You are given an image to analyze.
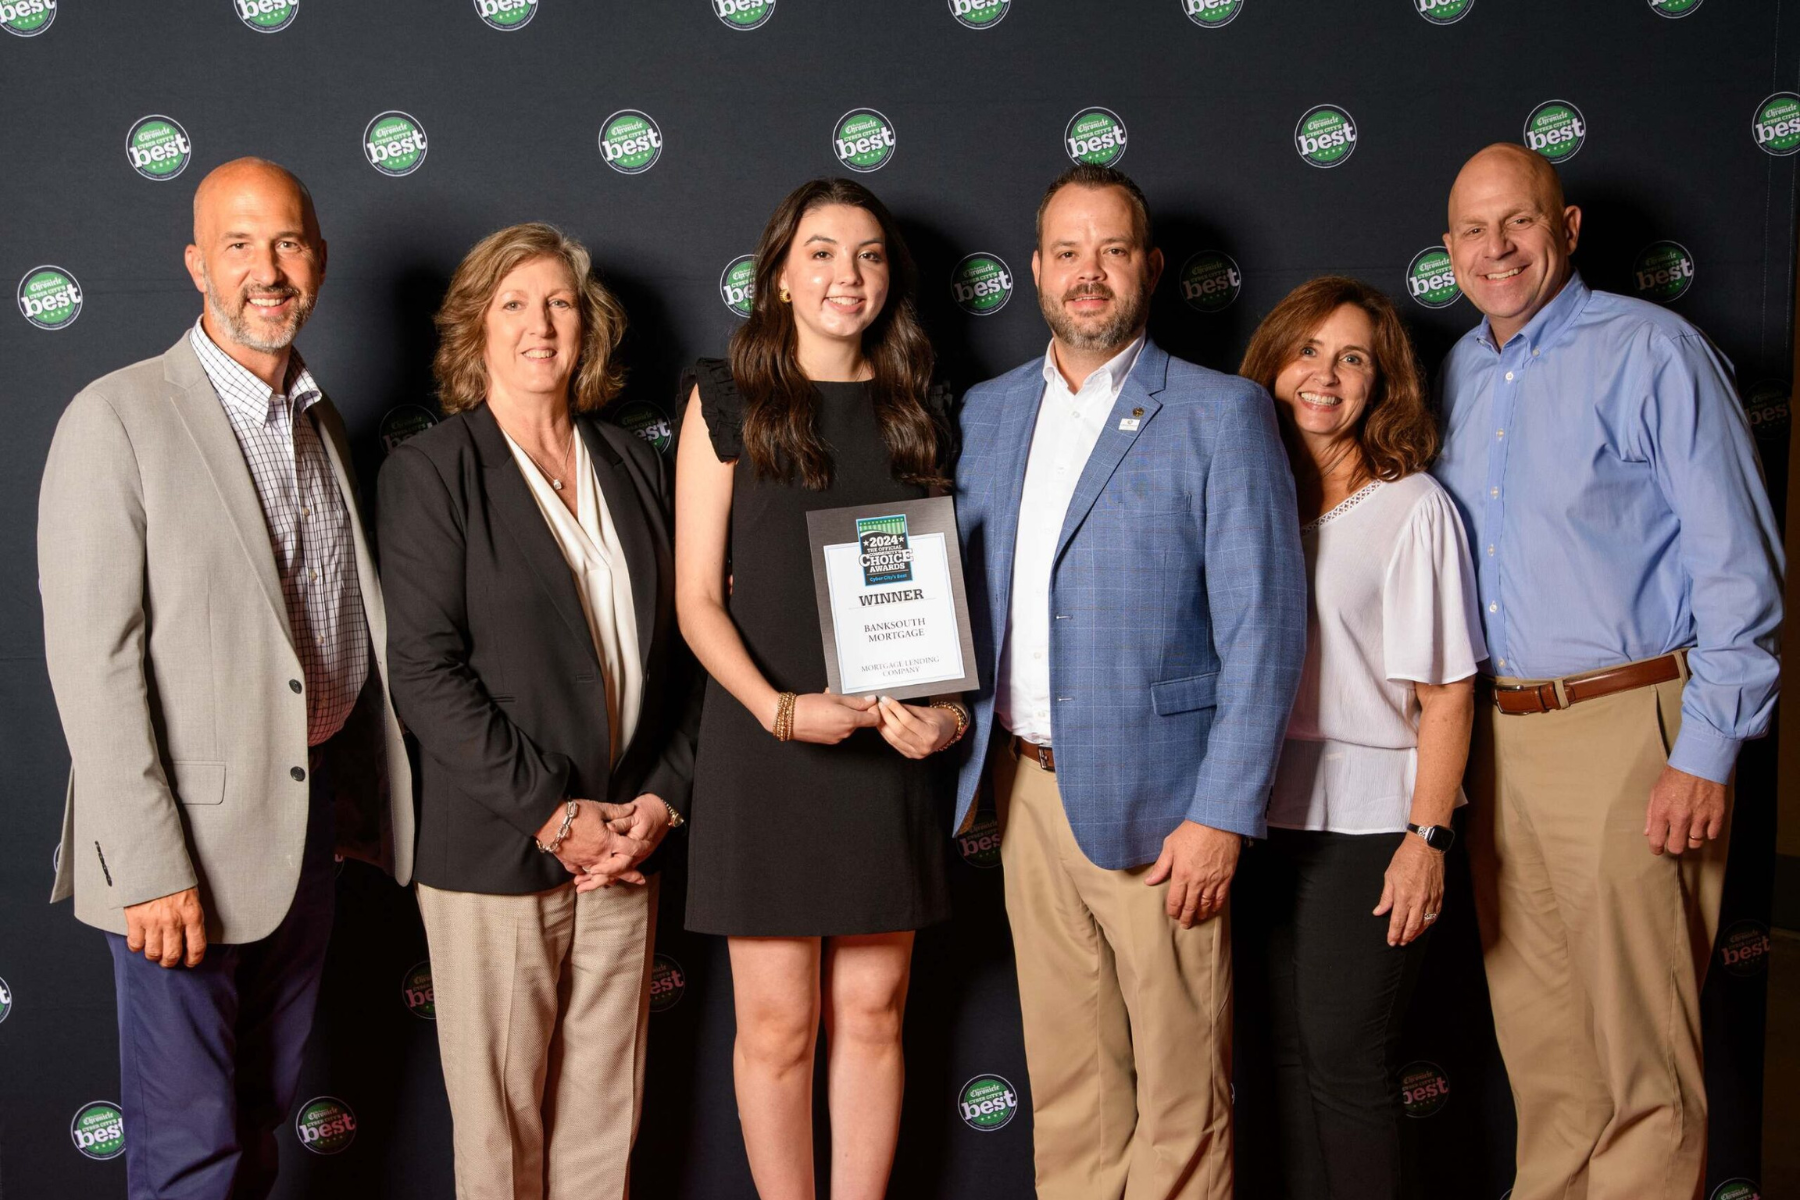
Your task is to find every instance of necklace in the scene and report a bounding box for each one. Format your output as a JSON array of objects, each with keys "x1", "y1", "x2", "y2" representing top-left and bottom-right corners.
[{"x1": 516, "y1": 427, "x2": 576, "y2": 491}]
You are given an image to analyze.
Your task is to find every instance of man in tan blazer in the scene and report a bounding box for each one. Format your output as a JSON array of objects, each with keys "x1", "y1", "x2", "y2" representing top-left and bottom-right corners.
[{"x1": 38, "y1": 157, "x2": 413, "y2": 1200}]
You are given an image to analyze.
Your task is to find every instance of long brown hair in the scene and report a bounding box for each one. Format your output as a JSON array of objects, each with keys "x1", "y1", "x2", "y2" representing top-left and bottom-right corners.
[
  {"x1": 1239, "y1": 275, "x2": 1437, "y2": 483},
  {"x1": 730, "y1": 178, "x2": 944, "y2": 490},
  {"x1": 434, "y1": 222, "x2": 627, "y2": 414}
]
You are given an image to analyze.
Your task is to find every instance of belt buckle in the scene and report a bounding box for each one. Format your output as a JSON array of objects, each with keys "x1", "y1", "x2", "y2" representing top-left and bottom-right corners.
[
  {"x1": 1491, "y1": 680, "x2": 1553, "y2": 715},
  {"x1": 1032, "y1": 742, "x2": 1052, "y2": 771}
]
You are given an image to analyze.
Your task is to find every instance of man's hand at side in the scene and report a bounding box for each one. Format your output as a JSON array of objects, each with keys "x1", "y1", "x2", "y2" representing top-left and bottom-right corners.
[
  {"x1": 1143, "y1": 820, "x2": 1241, "y2": 929},
  {"x1": 1644, "y1": 764, "x2": 1728, "y2": 856},
  {"x1": 124, "y1": 887, "x2": 207, "y2": 968}
]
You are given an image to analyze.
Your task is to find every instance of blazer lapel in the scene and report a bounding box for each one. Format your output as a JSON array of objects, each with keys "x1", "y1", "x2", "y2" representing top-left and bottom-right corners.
[
  {"x1": 468, "y1": 405, "x2": 599, "y2": 669},
  {"x1": 312, "y1": 398, "x2": 384, "y2": 660},
  {"x1": 578, "y1": 419, "x2": 658, "y2": 675},
  {"x1": 161, "y1": 336, "x2": 294, "y2": 648},
  {"x1": 986, "y1": 368, "x2": 1051, "y2": 637},
  {"x1": 1051, "y1": 340, "x2": 1170, "y2": 568}
]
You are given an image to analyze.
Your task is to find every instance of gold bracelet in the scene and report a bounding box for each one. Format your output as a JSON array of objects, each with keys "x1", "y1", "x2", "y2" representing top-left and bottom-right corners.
[
  {"x1": 931, "y1": 701, "x2": 971, "y2": 749},
  {"x1": 773, "y1": 691, "x2": 798, "y2": 742}
]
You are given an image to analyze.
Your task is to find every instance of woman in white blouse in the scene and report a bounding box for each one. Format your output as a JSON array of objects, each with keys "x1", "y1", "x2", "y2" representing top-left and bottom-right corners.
[{"x1": 1234, "y1": 276, "x2": 1486, "y2": 1200}]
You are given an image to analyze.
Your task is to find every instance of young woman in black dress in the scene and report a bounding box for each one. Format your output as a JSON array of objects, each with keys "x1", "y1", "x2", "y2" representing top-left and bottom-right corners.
[{"x1": 674, "y1": 179, "x2": 966, "y2": 1200}]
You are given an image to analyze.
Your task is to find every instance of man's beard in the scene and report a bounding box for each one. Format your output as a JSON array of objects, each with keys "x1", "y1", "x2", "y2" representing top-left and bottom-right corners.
[
  {"x1": 201, "y1": 263, "x2": 315, "y2": 354},
  {"x1": 1040, "y1": 279, "x2": 1150, "y2": 354}
]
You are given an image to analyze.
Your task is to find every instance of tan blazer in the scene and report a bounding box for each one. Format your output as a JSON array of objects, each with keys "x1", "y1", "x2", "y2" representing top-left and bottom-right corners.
[{"x1": 39, "y1": 333, "x2": 414, "y2": 943}]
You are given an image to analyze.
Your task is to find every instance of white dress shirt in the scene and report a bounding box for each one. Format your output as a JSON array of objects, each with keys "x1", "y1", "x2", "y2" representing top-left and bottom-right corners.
[
  {"x1": 502, "y1": 428, "x2": 643, "y2": 763},
  {"x1": 996, "y1": 334, "x2": 1146, "y2": 744},
  {"x1": 189, "y1": 319, "x2": 368, "y2": 746}
]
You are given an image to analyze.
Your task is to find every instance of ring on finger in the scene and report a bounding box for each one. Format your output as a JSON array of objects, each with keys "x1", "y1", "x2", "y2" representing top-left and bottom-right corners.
[{"x1": 1422, "y1": 912, "x2": 1439, "y2": 923}]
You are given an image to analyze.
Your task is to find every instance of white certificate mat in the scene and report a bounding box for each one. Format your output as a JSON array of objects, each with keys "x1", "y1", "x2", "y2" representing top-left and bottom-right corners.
[{"x1": 822, "y1": 532, "x2": 966, "y2": 695}]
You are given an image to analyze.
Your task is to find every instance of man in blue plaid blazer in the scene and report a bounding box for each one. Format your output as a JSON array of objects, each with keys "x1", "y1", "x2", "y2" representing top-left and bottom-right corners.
[{"x1": 950, "y1": 165, "x2": 1306, "y2": 1200}]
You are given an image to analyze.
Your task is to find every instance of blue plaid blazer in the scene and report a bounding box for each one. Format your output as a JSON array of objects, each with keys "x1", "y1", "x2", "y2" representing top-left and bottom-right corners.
[{"x1": 950, "y1": 339, "x2": 1307, "y2": 869}]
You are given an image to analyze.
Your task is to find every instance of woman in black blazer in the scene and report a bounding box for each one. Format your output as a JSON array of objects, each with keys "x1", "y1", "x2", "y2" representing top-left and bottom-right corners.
[{"x1": 377, "y1": 222, "x2": 696, "y2": 1200}]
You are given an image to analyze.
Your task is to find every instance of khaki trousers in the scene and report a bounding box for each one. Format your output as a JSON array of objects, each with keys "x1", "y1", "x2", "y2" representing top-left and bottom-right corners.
[
  {"x1": 993, "y1": 746, "x2": 1232, "y2": 1200},
  {"x1": 1468, "y1": 672, "x2": 1728, "y2": 1200},
  {"x1": 417, "y1": 877, "x2": 657, "y2": 1200}
]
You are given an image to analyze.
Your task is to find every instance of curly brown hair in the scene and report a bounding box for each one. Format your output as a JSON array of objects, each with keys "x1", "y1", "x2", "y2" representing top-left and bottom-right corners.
[
  {"x1": 433, "y1": 222, "x2": 627, "y2": 414},
  {"x1": 1239, "y1": 275, "x2": 1437, "y2": 482},
  {"x1": 730, "y1": 178, "x2": 944, "y2": 491}
]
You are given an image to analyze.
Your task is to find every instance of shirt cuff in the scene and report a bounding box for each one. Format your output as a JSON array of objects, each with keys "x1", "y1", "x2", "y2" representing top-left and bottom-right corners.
[{"x1": 1668, "y1": 720, "x2": 1741, "y2": 785}]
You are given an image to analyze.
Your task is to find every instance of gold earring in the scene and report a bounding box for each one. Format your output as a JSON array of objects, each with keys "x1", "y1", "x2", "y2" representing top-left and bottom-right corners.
[{"x1": 778, "y1": 287, "x2": 791, "y2": 303}]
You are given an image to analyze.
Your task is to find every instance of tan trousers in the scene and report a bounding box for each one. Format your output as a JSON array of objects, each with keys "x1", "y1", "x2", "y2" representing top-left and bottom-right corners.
[
  {"x1": 1468, "y1": 672, "x2": 1729, "y2": 1200},
  {"x1": 416, "y1": 877, "x2": 658, "y2": 1200},
  {"x1": 993, "y1": 746, "x2": 1232, "y2": 1200}
]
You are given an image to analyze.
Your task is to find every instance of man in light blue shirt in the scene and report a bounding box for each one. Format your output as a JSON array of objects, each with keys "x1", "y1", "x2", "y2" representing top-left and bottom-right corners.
[{"x1": 1434, "y1": 143, "x2": 1782, "y2": 1200}]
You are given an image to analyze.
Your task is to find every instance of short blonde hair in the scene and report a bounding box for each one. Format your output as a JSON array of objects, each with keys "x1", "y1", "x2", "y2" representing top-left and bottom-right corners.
[{"x1": 432, "y1": 222, "x2": 627, "y2": 414}]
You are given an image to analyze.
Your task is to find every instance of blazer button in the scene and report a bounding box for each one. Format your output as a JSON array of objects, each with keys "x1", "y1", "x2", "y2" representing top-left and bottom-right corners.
[
  {"x1": 289, "y1": 679, "x2": 303, "y2": 693},
  {"x1": 291, "y1": 766, "x2": 307, "y2": 782}
]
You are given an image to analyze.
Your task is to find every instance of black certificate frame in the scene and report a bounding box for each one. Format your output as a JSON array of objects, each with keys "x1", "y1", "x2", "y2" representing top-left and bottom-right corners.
[{"x1": 804, "y1": 494, "x2": 980, "y2": 702}]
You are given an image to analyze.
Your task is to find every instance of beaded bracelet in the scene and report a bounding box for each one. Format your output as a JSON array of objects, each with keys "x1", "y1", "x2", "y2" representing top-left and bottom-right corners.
[
  {"x1": 931, "y1": 701, "x2": 971, "y2": 748},
  {"x1": 773, "y1": 691, "x2": 798, "y2": 742}
]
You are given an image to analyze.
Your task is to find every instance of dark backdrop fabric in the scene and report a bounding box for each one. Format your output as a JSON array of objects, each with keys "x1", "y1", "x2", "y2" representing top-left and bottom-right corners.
[{"x1": 1, "y1": 2, "x2": 1793, "y2": 1198}]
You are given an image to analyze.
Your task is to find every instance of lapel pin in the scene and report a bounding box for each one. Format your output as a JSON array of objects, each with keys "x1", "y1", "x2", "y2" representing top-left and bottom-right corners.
[
  {"x1": 1118, "y1": 417, "x2": 1140, "y2": 431},
  {"x1": 1133, "y1": 407, "x2": 1144, "y2": 416}
]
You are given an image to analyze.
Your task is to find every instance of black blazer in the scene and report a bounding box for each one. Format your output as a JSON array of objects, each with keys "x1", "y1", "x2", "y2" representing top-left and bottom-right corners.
[{"x1": 377, "y1": 403, "x2": 698, "y2": 894}]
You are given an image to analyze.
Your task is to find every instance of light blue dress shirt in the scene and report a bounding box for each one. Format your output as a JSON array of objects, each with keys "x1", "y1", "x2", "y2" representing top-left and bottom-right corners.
[{"x1": 1433, "y1": 273, "x2": 1783, "y2": 784}]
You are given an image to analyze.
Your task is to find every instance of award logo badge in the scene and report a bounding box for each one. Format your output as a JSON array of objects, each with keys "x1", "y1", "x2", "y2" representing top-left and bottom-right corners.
[{"x1": 857, "y1": 515, "x2": 915, "y2": 587}]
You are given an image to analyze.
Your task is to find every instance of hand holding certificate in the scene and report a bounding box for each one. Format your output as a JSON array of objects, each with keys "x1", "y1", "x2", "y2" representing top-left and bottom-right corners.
[{"x1": 805, "y1": 495, "x2": 979, "y2": 702}]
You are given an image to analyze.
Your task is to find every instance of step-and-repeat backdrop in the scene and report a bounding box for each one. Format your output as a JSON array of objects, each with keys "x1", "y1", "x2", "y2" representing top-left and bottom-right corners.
[{"x1": 1, "y1": 2, "x2": 1793, "y2": 1197}]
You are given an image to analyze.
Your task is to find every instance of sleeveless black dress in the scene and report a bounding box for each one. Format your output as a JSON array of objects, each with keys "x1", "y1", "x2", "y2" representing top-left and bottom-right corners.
[{"x1": 682, "y1": 359, "x2": 954, "y2": 937}]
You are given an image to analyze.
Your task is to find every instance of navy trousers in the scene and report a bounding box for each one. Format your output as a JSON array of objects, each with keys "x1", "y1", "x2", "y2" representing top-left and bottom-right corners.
[{"x1": 105, "y1": 762, "x2": 336, "y2": 1200}]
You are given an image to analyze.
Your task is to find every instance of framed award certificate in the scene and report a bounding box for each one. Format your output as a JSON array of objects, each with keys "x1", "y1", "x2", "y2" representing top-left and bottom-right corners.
[{"x1": 804, "y1": 495, "x2": 979, "y2": 702}]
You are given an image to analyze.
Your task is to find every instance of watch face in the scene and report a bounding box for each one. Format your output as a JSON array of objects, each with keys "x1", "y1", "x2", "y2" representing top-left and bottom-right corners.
[{"x1": 1424, "y1": 825, "x2": 1455, "y2": 851}]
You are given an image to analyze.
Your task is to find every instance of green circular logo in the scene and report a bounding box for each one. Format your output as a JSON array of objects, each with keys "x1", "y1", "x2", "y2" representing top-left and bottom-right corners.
[
  {"x1": 613, "y1": 400, "x2": 674, "y2": 456},
  {"x1": 400, "y1": 960, "x2": 434, "y2": 1019},
  {"x1": 715, "y1": 0, "x2": 775, "y2": 28},
  {"x1": 833, "y1": 108, "x2": 897, "y2": 173},
  {"x1": 951, "y1": 253, "x2": 1013, "y2": 316},
  {"x1": 650, "y1": 954, "x2": 686, "y2": 1012},
  {"x1": 950, "y1": 0, "x2": 1009, "y2": 27},
  {"x1": 236, "y1": 0, "x2": 298, "y2": 32},
  {"x1": 1742, "y1": 379, "x2": 1790, "y2": 445},
  {"x1": 474, "y1": 0, "x2": 536, "y2": 29},
  {"x1": 1180, "y1": 251, "x2": 1242, "y2": 313},
  {"x1": 1065, "y1": 107, "x2": 1128, "y2": 167},
  {"x1": 720, "y1": 254, "x2": 756, "y2": 317},
  {"x1": 1719, "y1": 919, "x2": 1771, "y2": 978},
  {"x1": 1294, "y1": 104, "x2": 1357, "y2": 168},
  {"x1": 379, "y1": 405, "x2": 438, "y2": 455},
  {"x1": 1524, "y1": 99, "x2": 1586, "y2": 162},
  {"x1": 1753, "y1": 92, "x2": 1800, "y2": 157},
  {"x1": 1710, "y1": 1182, "x2": 1761, "y2": 1200},
  {"x1": 17, "y1": 266, "x2": 83, "y2": 331},
  {"x1": 1400, "y1": 1061, "x2": 1450, "y2": 1118},
  {"x1": 1649, "y1": 0, "x2": 1703, "y2": 16},
  {"x1": 295, "y1": 1096, "x2": 357, "y2": 1155},
  {"x1": 1406, "y1": 246, "x2": 1461, "y2": 309},
  {"x1": 126, "y1": 115, "x2": 193, "y2": 181},
  {"x1": 956, "y1": 815, "x2": 1001, "y2": 868},
  {"x1": 71, "y1": 1101, "x2": 126, "y2": 1160},
  {"x1": 1633, "y1": 240, "x2": 1694, "y2": 304},
  {"x1": 599, "y1": 109, "x2": 663, "y2": 174},
  {"x1": 1416, "y1": 0, "x2": 1472, "y2": 23},
  {"x1": 1182, "y1": 0, "x2": 1243, "y2": 27},
  {"x1": 957, "y1": 1074, "x2": 1019, "y2": 1131},
  {"x1": 363, "y1": 111, "x2": 428, "y2": 177},
  {"x1": 1, "y1": 0, "x2": 56, "y2": 36},
  {"x1": 0, "y1": 975, "x2": 12, "y2": 1025}
]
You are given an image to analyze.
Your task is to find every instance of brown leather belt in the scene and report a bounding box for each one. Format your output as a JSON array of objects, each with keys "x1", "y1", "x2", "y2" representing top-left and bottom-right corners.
[
  {"x1": 1483, "y1": 650, "x2": 1687, "y2": 716},
  {"x1": 1013, "y1": 736, "x2": 1056, "y2": 772}
]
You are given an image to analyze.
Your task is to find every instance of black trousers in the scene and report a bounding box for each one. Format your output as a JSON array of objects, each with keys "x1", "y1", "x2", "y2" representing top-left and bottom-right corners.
[{"x1": 1234, "y1": 828, "x2": 1429, "y2": 1200}]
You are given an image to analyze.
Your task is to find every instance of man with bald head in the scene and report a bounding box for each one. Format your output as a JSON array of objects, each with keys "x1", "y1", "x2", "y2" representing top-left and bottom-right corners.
[
  {"x1": 39, "y1": 158, "x2": 413, "y2": 1198},
  {"x1": 1432, "y1": 143, "x2": 1781, "y2": 1198}
]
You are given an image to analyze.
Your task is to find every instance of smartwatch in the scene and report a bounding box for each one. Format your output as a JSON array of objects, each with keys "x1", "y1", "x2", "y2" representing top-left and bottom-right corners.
[{"x1": 1406, "y1": 822, "x2": 1455, "y2": 852}]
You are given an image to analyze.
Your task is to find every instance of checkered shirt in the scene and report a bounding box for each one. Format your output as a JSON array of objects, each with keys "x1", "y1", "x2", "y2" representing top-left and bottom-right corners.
[{"x1": 190, "y1": 319, "x2": 369, "y2": 745}]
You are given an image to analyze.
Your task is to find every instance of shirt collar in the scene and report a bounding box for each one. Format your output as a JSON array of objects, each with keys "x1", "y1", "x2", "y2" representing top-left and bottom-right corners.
[
  {"x1": 1042, "y1": 331, "x2": 1147, "y2": 397},
  {"x1": 1473, "y1": 271, "x2": 1590, "y2": 356},
  {"x1": 189, "y1": 317, "x2": 322, "y2": 426}
]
